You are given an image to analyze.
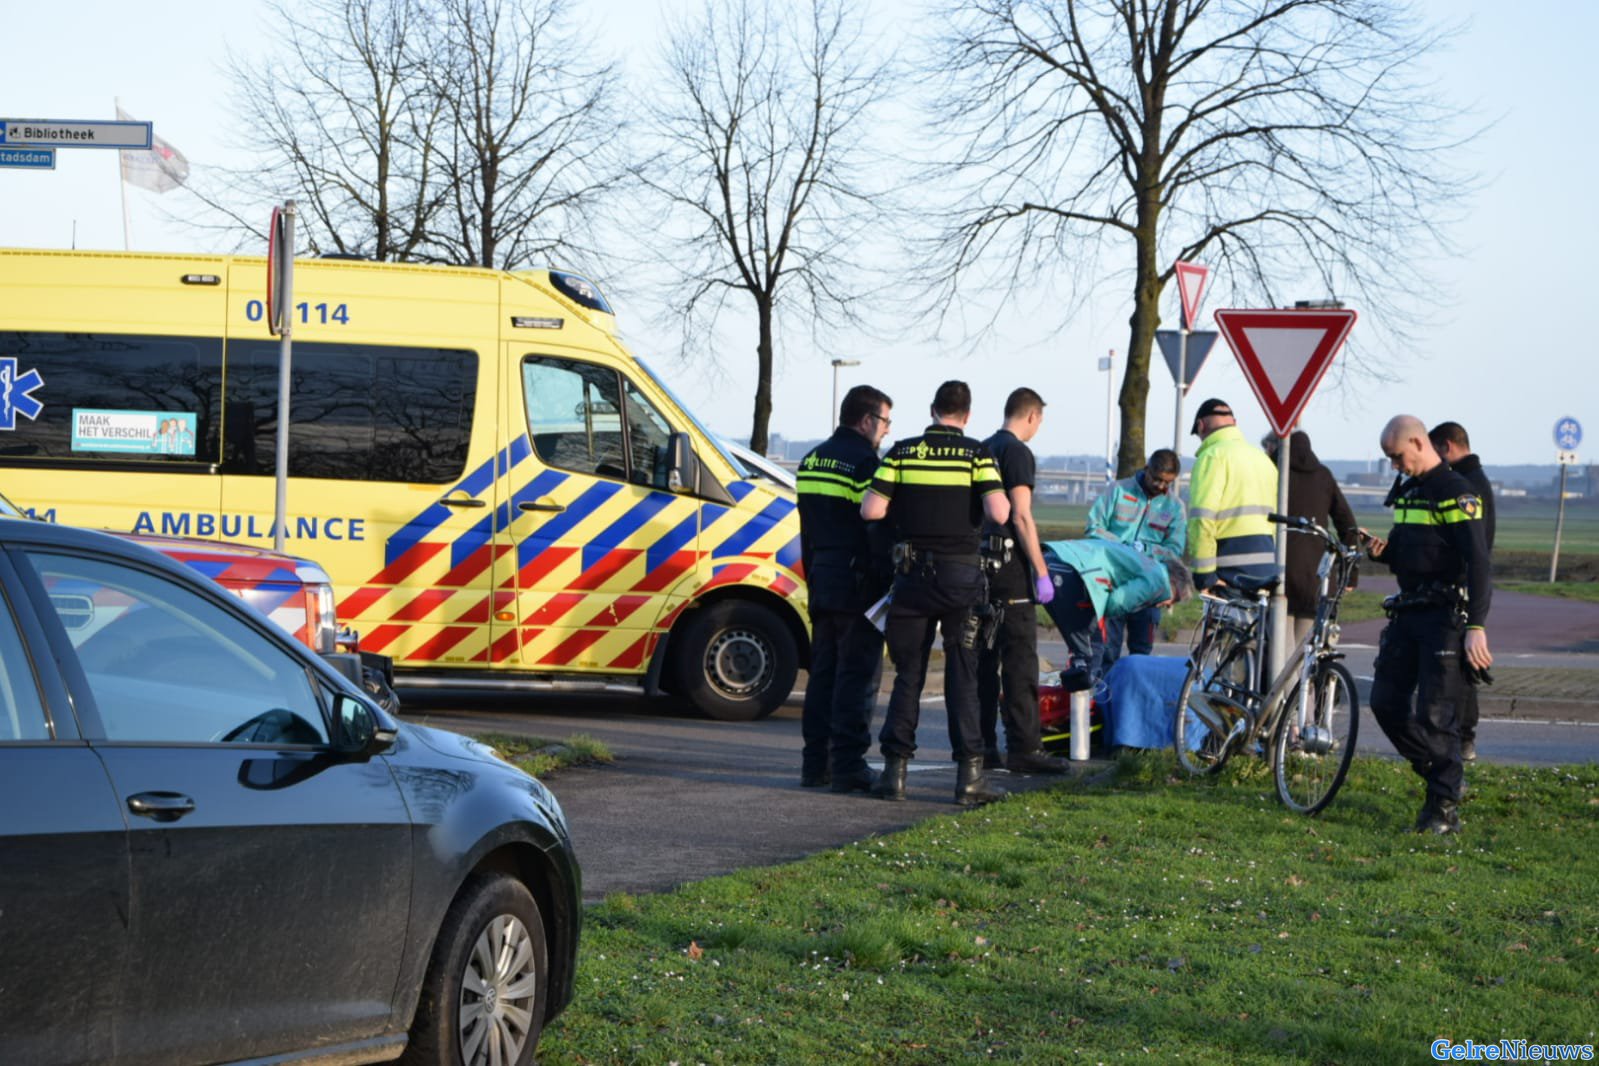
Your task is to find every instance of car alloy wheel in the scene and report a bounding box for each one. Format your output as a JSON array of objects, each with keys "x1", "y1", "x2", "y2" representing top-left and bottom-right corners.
[{"x1": 458, "y1": 913, "x2": 539, "y2": 1066}]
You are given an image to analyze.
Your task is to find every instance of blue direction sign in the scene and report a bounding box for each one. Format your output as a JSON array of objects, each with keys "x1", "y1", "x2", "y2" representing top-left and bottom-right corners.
[
  {"x1": 1554, "y1": 417, "x2": 1583, "y2": 451},
  {"x1": 0, "y1": 147, "x2": 55, "y2": 170},
  {"x1": 0, "y1": 118, "x2": 151, "y2": 150},
  {"x1": 1156, "y1": 329, "x2": 1218, "y2": 390}
]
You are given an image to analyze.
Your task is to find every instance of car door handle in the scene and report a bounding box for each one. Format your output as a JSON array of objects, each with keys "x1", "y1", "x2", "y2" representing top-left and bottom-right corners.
[
  {"x1": 439, "y1": 495, "x2": 487, "y2": 509},
  {"x1": 518, "y1": 499, "x2": 565, "y2": 514},
  {"x1": 127, "y1": 792, "x2": 197, "y2": 822}
]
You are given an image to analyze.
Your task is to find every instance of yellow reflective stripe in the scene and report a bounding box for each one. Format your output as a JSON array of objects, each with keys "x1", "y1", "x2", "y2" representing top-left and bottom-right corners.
[
  {"x1": 1394, "y1": 506, "x2": 1480, "y2": 525},
  {"x1": 797, "y1": 480, "x2": 864, "y2": 502},
  {"x1": 896, "y1": 458, "x2": 978, "y2": 470},
  {"x1": 797, "y1": 469, "x2": 870, "y2": 491},
  {"x1": 896, "y1": 469, "x2": 981, "y2": 487}
]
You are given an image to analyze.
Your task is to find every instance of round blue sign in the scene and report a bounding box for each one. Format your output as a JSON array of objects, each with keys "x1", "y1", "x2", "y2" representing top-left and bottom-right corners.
[{"x1": 1554, "y1": 417, "x2": 1583, "y2": 451}]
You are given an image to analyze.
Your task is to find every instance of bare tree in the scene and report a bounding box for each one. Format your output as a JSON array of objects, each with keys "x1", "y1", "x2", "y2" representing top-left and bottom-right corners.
[
  {"x1": 926, "y1": 0, "x2": 1471, "y2": 475},
  {"x1": 209, "y1": 0, "x2": 620, "y2": 267},
  {"x1": 644, "y1": 0, "x2": 895, "y2": 455},
  {"x1": 217, "y1": 0, "x2": 444, "y2": 258},
  {"x1": 422, "y1": 0, "x2": 625, "y2": 268}
]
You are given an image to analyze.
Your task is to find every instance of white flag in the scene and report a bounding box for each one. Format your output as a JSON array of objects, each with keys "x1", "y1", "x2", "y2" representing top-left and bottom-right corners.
[{"x1": 116, "y1": 105, "x2": 189, "y2": 194}]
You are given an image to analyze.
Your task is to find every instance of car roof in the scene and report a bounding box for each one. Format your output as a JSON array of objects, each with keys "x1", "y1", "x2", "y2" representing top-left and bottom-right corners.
[{"x1": 0, "y1": 515, "x2": 208, "y2": 582}]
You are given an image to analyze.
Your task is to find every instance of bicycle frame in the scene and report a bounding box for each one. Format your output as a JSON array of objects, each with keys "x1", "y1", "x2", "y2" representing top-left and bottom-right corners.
[{"x1": 1185, "y1": 516, "x2": 1361, "y2": 755}]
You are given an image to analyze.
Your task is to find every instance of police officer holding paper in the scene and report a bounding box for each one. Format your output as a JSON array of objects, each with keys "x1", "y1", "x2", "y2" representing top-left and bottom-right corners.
[
  {"x1": 861, "y1": 381, "x2": 1011, "y2": 806},
  {"x1": 1365, "y1": 415, "x2": 1492, "y2": 835},
  {"x1": 795, "y1": 384, "x2": 895, "y2": 793}
]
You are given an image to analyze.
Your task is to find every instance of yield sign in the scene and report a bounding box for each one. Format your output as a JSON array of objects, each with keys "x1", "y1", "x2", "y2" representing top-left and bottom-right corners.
[
  {"x1": 1212, "y1": 308, "x2": 1357, "y2": 437},
  {"x1": 1174, "y1": 260, "x2": 1209, "y2": 330}
]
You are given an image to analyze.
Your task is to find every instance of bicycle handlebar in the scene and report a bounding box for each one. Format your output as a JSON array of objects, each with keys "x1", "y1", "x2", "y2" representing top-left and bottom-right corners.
[{"x1": 1267, "y1": 513, "x2": 1361, "y2": 556}]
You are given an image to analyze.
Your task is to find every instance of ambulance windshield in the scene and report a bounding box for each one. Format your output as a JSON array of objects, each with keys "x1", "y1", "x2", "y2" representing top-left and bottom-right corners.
[{"x1": 633, "y1": 357, "x2": 752, "y2": 479}]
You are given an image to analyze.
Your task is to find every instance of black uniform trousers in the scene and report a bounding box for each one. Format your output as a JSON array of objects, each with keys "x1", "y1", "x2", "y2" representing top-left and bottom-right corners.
[
  {"x1": 1460, "y1": 685, "x2": 1480, "y2": 747},
  {"x1": 978, "y1": 561, "x2": 1041, "y2": 755},
  {"x1": 879, "y1": 559, "x2": 986, "y2": 760},
  {"x1": 1369, "y1": 605, "x2": 1467, "y2": 804},
  {"x1": 801, "y1": 610, "x2": 885, "y2": 777}
]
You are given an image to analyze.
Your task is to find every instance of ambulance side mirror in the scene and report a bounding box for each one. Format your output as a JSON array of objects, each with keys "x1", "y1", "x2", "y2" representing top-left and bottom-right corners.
[{"x1": 667, "y1": 432, "x2": 697, "y2": 494}]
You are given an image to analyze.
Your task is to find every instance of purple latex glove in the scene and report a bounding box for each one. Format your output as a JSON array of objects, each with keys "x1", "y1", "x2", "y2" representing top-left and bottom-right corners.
[{"x1": 1034, "y1": 574, "x2": 1055, "y2": 605}]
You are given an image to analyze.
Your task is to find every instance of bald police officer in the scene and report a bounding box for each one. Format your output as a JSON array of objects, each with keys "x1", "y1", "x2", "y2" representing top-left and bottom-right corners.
[
  {"x1": 862, "y1": 381, "x2": 1011, "y2": 806},
  {"x1": 1366, "y1": 415, "x2": 1492, "y2": 834}
]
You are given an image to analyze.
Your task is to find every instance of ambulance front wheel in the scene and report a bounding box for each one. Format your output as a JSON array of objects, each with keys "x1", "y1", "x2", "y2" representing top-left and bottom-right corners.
[{"x1": 676, "y1": 600, "x2": 798, "y2": 721}]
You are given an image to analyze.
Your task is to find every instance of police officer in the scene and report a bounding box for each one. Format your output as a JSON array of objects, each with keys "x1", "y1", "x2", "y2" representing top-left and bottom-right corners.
[
  {"x1": 978, "y1": 387, "x2": 1069, "y2": 775},
  {"x1": 1428, "y1": 420, "x2": 1497, "y2": 764},
  {"x1": 796, "y1": 384, "x2": 894, "y2": 793},
  {"x1": 1365, "y1": 415, "x2": 1492, "y2": 835},
  {"x1": 861, "y1": 381, "x2": 1011, "y2": 806}
]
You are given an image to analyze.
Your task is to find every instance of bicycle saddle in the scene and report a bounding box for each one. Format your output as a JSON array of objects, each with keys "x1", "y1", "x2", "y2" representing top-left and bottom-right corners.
[{"x1": 1227, "y1": 570, "x2": 1281, "y2": 595}]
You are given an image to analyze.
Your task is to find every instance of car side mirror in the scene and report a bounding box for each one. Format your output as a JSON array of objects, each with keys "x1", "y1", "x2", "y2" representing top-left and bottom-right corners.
[
  {"x1": 667, "y1": 432, "x2": 697, "y2": 494},
  {"x1": 332, "y1": 693, "x2": 397, "y2": 758}
]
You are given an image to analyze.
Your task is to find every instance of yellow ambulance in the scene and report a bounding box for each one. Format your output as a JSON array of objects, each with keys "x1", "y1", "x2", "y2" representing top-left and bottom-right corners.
[{"x1": 0, "y1": 249, "x2": 807, "y2": 719}]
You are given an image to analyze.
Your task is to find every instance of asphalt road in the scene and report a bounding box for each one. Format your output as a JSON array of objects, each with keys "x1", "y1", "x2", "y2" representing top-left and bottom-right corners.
[{"x1": 403, "y1": 687, "x2": 1096, "y2": 904}]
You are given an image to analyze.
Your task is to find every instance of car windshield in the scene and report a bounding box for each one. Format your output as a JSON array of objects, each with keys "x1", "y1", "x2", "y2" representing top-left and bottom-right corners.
[{"x1": 0, "y1": 490, "x2": 26, "y2": 519}]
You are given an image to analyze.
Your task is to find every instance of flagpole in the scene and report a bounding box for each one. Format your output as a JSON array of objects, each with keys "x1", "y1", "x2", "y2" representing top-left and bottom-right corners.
[{"x1": 115, "y1": 97, "x2": 131, "y2": 251}]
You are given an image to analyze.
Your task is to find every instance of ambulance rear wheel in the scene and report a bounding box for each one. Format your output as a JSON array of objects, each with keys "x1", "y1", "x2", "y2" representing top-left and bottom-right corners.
[{"x1": 676, "y1": 600, "x2": 797, "y2": 721}]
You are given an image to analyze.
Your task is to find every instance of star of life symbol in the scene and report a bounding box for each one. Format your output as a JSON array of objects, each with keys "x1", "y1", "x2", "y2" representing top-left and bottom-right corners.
[{"x1": 0, "y1": 357, "x2": 46, "y2": 431}]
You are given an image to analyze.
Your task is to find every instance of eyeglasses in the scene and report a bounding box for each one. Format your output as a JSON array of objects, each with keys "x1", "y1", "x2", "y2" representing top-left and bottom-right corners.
[{"x1": 869, "y1": 412, "x2": 892, "y2": 429}]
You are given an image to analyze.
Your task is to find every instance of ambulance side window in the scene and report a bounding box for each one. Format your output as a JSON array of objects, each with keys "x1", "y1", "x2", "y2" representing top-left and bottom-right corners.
[
  {"x1": 224, "y1": 341, "x2": 475, "y2": 483},
  {"x1": 522, "y1": 358, "x2": 628, "y2": 480},
  {"x1": 0, "y1": 331, "x2": 221, "y2": 466},
  {"x1": 622, "y1": 379, "x2": 673, "y2": 490}
]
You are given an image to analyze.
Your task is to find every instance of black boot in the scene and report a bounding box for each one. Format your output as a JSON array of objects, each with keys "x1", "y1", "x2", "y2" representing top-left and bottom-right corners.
[
  {"x1": 875, "y1": 755, "x2": 909, "y2": 801},
  {"x1": 1413, "y1": 797, "x2": 1461, "y2": 835},
  {"x1": 1006, "y1": 749, "x2": 1070, "y2": 775},
  {"x1": 954, "y1": 756, "x2": 1006, "y2": 807},
  {"x1": 982, "y1": 744, "x2": 1004, "y2": 771},
  {"x1": 830, "y1": 765, "x2": 880, "y2": 794}
]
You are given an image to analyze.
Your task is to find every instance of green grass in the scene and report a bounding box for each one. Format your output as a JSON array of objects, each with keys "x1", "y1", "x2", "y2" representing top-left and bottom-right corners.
[
  {"x1": 540, "y1": 755, "x2": 1598, "y2": 1064},
  {"x1": 1498, "y1": 581, "x2": 1599, "y2": 603},
  {"x1": 471, "y1": 731, "x2": 613, "y2": 777}
]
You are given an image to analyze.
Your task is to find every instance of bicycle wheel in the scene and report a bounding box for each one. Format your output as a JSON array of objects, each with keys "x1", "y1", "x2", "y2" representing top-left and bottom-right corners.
[
  {"x1": 1272, "y1": 660, "x2": 1359, "y2": 814},
  {"x1": 1174, "y1": 628, "x2": 1255, "y2": 775}
]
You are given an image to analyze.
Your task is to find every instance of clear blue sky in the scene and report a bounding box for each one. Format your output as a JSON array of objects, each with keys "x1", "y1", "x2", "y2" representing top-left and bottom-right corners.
[{"x1": 1, "y1": 0, "x2": 1592, "y2": 466}]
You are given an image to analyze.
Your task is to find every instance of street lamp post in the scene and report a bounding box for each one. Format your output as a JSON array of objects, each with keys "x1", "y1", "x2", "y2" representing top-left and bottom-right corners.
[
  {"x1": 830, "y1": 358, "x2": 860, "y2": 433},
  {"x1": 1098, "y1": 349, "x2": 1115, "y2": 482}
]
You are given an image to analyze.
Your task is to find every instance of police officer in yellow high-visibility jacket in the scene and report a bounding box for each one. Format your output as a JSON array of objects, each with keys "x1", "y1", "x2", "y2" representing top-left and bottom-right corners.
[
  {"x1": 862, "y1": 381, "x2": 1010, "y2": 807},
  {"x1": 1186, "y1": 398, "x2": 1279, "y2": 588}
]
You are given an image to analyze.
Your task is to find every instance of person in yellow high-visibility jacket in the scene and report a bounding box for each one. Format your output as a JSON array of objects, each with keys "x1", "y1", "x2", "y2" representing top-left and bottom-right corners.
[{"x1": 1185, "y1": 398, "x2": 1279, "y2": 588}]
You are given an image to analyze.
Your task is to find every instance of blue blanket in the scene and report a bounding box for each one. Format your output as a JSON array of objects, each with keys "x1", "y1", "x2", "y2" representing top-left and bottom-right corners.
[{"x1": 1100, "y1": 655, "x2": 1192, "y2": 750}]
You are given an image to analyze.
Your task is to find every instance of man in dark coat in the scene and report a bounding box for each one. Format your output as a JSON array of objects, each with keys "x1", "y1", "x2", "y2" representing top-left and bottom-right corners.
[
  {"x1": 1429, "y1": 421, "x2": 1497, "y2": 762},
  {"x1": 1265, "y1": 430, "x2": 1360, "y2": 644}
]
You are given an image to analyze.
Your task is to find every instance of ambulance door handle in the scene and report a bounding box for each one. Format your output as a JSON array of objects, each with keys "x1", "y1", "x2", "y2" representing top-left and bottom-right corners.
[
  {"x1": 439, "y1": 494, "x2": 486, "y2": 509},
  {"x1": 519, "y1": 499, "x2": 565, "y2": 514}
]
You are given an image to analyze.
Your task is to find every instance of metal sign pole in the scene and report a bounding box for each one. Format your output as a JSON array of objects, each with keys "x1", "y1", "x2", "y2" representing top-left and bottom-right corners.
[
  {"x1": 273, "y1": 202, "x2": 296, "y2": 553},
  {"x1": 1173, "y1": 326, "x2": 1188, "y2": 457},
  {"x1": 1269, "y1": 431, "x2": 1291, "y2": 682},
  {"x1": 1103, "y1": 349, "x2": 1115, "y2": 481},
  {"x1": 1550, "y1": 462, "x2": 1569, "y2": 583}
]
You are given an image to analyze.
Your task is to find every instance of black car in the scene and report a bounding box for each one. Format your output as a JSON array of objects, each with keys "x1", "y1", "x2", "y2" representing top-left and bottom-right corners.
[{"x1": 0, "y1": 518, "x2": 580, "y2": 1066}]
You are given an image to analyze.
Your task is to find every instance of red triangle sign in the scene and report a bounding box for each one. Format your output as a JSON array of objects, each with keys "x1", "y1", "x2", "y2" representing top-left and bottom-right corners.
[
  {"x1": 1174, "y1": 261, "x2": 1209, "y2": 330},
  {"x1": 1212, "y1": 308, "x2": 1357, "y2": 437}
]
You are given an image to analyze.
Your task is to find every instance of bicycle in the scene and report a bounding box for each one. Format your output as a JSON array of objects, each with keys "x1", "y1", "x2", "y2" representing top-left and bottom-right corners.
[{"x1": 1172, "y1": 514, "x2": 1364, "y2": 814}]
